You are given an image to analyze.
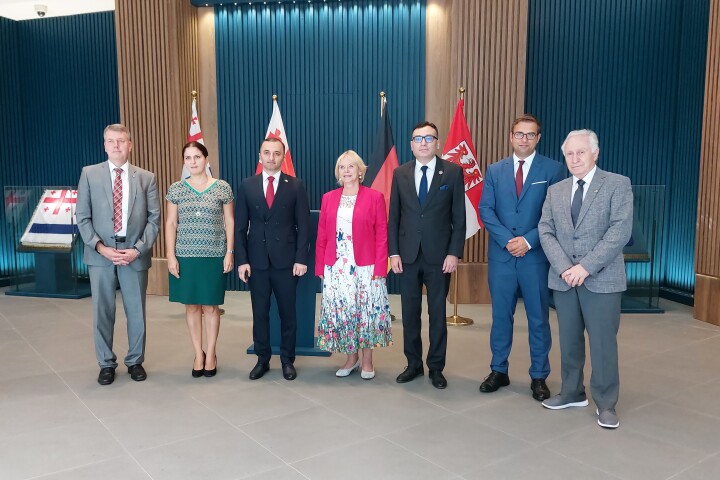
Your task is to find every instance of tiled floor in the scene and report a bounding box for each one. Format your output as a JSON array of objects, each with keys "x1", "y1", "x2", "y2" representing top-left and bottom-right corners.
[{"x1": 1, "y1": 288, "x2": 719, "y2": 480}]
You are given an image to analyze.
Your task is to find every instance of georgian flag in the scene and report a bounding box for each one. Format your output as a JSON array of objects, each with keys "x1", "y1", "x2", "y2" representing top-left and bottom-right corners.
[
  {"x1": 256, "y1": 98, "x2": 296, "y2": 176},
  {"x1": 181, "y1": 97, "x2": 211, "y2": 180},
  {"x1": 20, "y1": 189, "x2": 78, "y2": 249}
]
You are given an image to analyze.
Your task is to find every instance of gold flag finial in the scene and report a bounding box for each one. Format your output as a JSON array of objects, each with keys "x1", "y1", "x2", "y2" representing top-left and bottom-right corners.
[
  {"x1": 459, "y1": 87, "x2": 465, "y2": 100},
  {"x1": 272, "y1": 94, "x2": 278, "y2": 101},
  {"x1": 191, "y1": 90, "x2": 198, "y2": 98}
]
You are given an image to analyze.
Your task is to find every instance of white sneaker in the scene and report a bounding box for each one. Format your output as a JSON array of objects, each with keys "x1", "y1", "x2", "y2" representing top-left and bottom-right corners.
[
  {"x1": 542, "y1": 394, "x2": 589, "y2": 410},
  {"x1": 361, "y1": 370, "x2": 375, "y2": 380},
  {"x1": 335, "y1": 360, "x2": 360, "y2": 377},
  {"x1": 596, "y1": 408, "x2": 620, "y2": 429}
]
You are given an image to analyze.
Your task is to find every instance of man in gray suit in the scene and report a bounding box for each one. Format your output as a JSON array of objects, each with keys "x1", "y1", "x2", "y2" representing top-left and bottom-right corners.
[
  {"x1": 538, "y1": 129, "x2": 632, "y2": 429},
  {"x1": 76, "y1": 124, "x2": 161, "y2": 385}
]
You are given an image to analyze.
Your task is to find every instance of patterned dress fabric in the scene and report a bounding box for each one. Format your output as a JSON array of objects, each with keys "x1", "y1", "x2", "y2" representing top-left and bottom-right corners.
[
  {"x1": 317, "y1": 194, "x2": 392, "y2": 354},
  {"x1": 166, "y1": 180, "x2": 234, "y2": 257}
]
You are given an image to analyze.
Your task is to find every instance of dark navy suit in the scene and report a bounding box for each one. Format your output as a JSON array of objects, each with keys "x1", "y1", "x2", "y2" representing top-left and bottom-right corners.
[
  {"x1": 479, "y1": 153, "x2": 563, "y2": 379},
  {"x1": 235, "y1": 173, "x2": 310, "y2": 365}
]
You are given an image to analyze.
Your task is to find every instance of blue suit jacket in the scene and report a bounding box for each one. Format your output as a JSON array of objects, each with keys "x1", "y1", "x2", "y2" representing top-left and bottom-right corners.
[{"x1": 480, "y1": 153, "x2": 563, "y2": 264}]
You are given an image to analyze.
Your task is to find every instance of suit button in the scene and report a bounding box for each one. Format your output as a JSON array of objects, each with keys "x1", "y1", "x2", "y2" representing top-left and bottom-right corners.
[
  {"x1": 572, "y1": 255, "x2": 576, "y2": 258},
  {"x1": 512, "y1": 228, "x2": 516, "y2": 231},
  {"x1": 264, "y1": 222, "x2": 268, "y2": 225}
]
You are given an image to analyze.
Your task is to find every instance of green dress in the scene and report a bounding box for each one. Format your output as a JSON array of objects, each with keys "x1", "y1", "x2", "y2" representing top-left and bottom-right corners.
[{"x1": 166, "y1": 179, "x2": 234, "y2": 305}]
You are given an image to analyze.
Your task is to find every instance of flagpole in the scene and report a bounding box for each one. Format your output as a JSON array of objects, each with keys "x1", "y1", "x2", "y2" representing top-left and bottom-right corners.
[
  {"x1": 380, "y1": 91, "x2": 398, "y2": 323},
  {"x1": 447, "y1": 86, "x2": 473, "y2": 327}
]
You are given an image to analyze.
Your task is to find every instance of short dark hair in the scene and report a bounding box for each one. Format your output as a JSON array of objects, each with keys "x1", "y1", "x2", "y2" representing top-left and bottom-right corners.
[
  {"x1": 411, "y1": 120, "x2": 439, "y2": 138},
  {"x1": 511, "y1": 114, "x2": 541, "y2": 134},
  {"x1": 260, "y1": 137, "x2": 286, "y2": 154},
  {"x1": 182, "y1": 141, "x2": 209, "y2": 158}
]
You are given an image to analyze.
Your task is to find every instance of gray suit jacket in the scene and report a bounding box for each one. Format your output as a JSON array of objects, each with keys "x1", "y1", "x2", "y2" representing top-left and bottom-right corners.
[
  {"x1": 538, "y1": 167, "x2": 632, "y2": 293},
  {"x1": 76, "y1": 162, "x2": 161, "y2": 271}
]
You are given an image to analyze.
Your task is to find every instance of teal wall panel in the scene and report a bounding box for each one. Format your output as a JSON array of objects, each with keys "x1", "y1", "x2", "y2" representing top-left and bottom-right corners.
[
  {"x1": 215, "y1": 1, "x2": 426, "y2": 291},
  {"x1": 525, "y1": 0, "x2": 708, "y2": 293},
  {"x1": 0, "y1": 12, "x2": 119, "y2": 280}
]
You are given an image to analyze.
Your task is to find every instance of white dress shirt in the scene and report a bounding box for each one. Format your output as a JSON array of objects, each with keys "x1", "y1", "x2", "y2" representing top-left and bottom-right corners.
[
  {"x1": 513, "y1": 151, "x2": 536, "y2": 184},
  {"x1": 262, "y1": 170, "x2": 281, "y2": 197},
  {"x1": 414, "y1": 156, "x2": 437, "y2": 195},
  {"x1": 571, "y1": 165, "x2": 597, "y2": 204}
]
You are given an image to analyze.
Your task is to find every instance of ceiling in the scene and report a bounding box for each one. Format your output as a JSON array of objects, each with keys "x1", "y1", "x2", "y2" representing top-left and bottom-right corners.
[{"x1": 0, "y1": 0, "x2": 114, "y2": 21}]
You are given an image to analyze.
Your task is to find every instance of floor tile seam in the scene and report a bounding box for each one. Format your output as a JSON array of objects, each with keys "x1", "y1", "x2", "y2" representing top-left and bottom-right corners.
[
  {"x1": 236, "y1": 464, "x2": 311, "y2": 480},
  {"x1": 639, "y1": 398, "x2": 720, "y2": 423},
  {"x1": 377, "y1": 435, "x2": 463, "y2": 477},
  {"x1": 283, "y1": 433, "x2": 388, "y2": 465},
  {"x1": 129, "y1": 425, "x2": 237, "y2": 455},
  {"x1": 21, "y1": 453, "x2": 148, "y2": 480},
  {"x1": 532, "y1": 447, "x2": 625, "y2": 479},
  {"x1": 47, "y1": 299, "x2": 94, "y2": 332},
  {"x1": 467, "y1": 412, "x2": 594, "y2": 447},
  {"x1": 400, "y1": 387, "x2": 493, "y2": 413},
  {"x1": 452, "y1": 391, "x2": 526, "y2": 414},
  {"x1": 623, "y1": 360, "x2": 720, "y2": 384},
  {"x1": 327, "y1": 407, "x2": 458, "y2": 438},
  {"x1": 216, "y1": 403, "x2": 317, "y2": 429},
  {"x1": 665, "y1": 451, "x2": 720, "y2": 480}
]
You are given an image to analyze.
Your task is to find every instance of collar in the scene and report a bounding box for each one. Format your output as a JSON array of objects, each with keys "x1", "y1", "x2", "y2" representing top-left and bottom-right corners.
[
  {"x1": 574, "y1": 165, "x2": 597, "y2": 186},
  {"x1": 108, "y1": 160, "x2": 129, "y2": 174},
  {"x1": 262, "y1": 170, "x2": 281, "y2": 183},
  {"x1": 415, "y1": 156, "x2": 437, "y2": 172},
  {"x1": 513, "y1": 151, "x2": 536, "y2": 167}
]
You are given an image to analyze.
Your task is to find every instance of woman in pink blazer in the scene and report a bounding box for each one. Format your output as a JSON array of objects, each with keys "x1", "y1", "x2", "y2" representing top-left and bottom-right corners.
[{"x1": 316, "y1": 150, "x2": 392, "y2": 379}]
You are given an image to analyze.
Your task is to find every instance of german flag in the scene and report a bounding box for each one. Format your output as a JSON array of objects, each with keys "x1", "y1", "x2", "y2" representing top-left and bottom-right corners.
[{"x1": 365, "y1": 96, "x2": 399, "y2": 218}]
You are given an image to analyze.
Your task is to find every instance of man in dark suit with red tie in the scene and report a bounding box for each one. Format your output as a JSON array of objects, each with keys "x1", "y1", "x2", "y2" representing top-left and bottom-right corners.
[
  {"x1": 235, "y1": 137, "x2": 310, "y2": 381},
  {"x1": 389, "y1": 121, "x2": 466, "y2": 389}
]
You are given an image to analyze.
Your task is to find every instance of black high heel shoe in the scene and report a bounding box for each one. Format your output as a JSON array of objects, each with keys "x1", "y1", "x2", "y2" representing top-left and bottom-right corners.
[
  {"x1": 192, "y1": 351, "x2": 205, "y2": 378},
  {"x1": 204, "y1": 354, "x2": 217, "y2": 377}
]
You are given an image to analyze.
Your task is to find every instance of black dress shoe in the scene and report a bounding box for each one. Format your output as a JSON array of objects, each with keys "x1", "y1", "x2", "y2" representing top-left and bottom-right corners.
[
  {"x1": 204, "y1": 355, "x2": 217, "y2": 377},
  {"x1": 530, "y1": 378, "x2": 551, "y2": 401},
  {"x1": 479, "y1": 371, "x2": 510, "y2": 393},
  {"x1": 249, "y1": 362, "x2": 269, "y2": 380},
  {"x1": 98, "y1": 367, "x2": 115, "y2": 385},
  {"x1": 128, "y1": 364, "x2": 147, "y2": 382},
  {"x1": 396, "y1": 366, "x2": 424, "y2": 383},
  {"x1": 429, "y1": 370, "x2": 447, "y2": 389},
  {"x1": 282, "y1": 363, "x2": 297, "y2": 381},
  {"x1": 192, "y1": 351, "x2": 205, "y2": 378}
]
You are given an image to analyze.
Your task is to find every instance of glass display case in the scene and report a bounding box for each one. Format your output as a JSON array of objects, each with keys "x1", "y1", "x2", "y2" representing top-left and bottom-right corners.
[
  {"x1": 3, "y1": 186, "x2": 90, "y2": 298},
  {"x1": 622, "y1": 185, "x2": 665, "y2": 313}
]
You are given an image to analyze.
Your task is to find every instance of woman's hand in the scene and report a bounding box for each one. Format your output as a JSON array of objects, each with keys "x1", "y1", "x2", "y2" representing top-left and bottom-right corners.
[
  {"x1": 223, "y1": 252, "x2": 234, "y2": 273},
  {"x1": 167, "y1": 255, "x2": 180, "y2": 278}
]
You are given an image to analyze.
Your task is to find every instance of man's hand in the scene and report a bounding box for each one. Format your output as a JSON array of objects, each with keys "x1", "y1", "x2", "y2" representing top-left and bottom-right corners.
[
  {"x1": 442, "y1": 255, "x2": 459, "y2": 274},
  {"x1": 114, "y1": 248, "x2": 139, "y2": 266},
  {"x1": 390, "y1": 256, "x2": 403, "y2": 274},
  {"x1": 293, "y1": 263, "x2": 307, "y2": 276},
  {"x1": 238, "y1": 264, "x2": 251, "y2": 283},
  {"x1": 561, "y1": 264, "x2": 590, "y2": 288},
  {"x1": 506, "y1": 237, "x2": 529, "y2": 257}
]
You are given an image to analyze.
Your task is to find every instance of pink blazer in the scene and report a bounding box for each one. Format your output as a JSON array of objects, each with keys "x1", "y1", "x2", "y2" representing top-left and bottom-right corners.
[{"x1": 315, "y1": 185, "x2": 388, "y2": 278}]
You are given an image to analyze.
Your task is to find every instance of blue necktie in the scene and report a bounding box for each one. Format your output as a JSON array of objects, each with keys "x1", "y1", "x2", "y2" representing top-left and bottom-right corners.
[
  {"x1": 418, "y1": 165, "x2": 428, "y2": 207},
  {"x1": 571, "y1": 179, "x2": 585, "y2": 227}
]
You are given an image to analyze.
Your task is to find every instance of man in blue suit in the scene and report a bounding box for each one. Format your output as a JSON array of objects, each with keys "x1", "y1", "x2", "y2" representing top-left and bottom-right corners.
[{"x1": 479, "y1": 114, "x2": 563, "y2": 401}]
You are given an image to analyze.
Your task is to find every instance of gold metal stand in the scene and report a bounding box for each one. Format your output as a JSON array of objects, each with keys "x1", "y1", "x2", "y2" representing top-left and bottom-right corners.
[{"x1": 446, "y1": 270, "x2": 473, "y2": 326}]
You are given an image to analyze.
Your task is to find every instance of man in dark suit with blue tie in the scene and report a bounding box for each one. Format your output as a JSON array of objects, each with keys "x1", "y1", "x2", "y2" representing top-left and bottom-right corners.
[
  {"x1": 389, "y1": 121, "x2": 466, "y2": 389},
  {"x1": 479, "y1": 115, "x2": 563, "y2": 401},
  {"x1": 235, "y1": 137, "x2": 310, "y2": 381}
]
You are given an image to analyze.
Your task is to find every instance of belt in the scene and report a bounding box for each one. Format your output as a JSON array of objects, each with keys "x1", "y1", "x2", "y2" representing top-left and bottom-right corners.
[{"x1": 114, "y1": 236, "x2": 127, "y2": 242}]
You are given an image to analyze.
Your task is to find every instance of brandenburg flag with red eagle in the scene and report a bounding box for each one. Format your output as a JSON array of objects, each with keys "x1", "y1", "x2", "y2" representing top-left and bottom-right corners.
[{"x1": 442, "y1": 99, "x2": 484, "y2": 238}]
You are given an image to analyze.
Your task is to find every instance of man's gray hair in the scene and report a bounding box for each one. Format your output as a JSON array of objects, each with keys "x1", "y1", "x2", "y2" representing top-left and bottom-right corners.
[{"x1": 561, "y1": 129, "x2": 599, "y2": 154}]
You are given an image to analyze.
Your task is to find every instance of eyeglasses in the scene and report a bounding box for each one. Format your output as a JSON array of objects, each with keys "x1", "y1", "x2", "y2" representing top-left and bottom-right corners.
[
  {"x1": 412, "y1": 135, "x2": 438, "y2": 143},
  {"x1": 512, "y1": 132, "x2": 538, "y2": 140}
]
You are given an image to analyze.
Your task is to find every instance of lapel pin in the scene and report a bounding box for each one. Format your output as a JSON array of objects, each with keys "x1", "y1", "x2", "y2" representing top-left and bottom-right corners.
[
  {"x1": 439, "y1": 170, "x2": 443, "y2": 175},
  {"x1": 284, "y1": 179, "x2": 288, "y2": 183}
]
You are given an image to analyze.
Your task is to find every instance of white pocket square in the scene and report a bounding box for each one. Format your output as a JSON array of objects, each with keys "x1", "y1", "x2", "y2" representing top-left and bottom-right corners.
[{"x1": 531, "y1": 180, "x2": 547, "y2": 185}]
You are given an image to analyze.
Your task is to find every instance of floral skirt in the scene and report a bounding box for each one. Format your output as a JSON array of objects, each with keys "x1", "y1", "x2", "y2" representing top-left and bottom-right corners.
[{"x1": 317, "y1": 260, "x2": 392, "y2": 354}]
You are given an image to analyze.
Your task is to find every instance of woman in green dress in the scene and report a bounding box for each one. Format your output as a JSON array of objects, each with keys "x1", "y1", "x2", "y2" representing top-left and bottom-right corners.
[{"x1": 166, "y1": 141, "x2": 234, "y2": 377}]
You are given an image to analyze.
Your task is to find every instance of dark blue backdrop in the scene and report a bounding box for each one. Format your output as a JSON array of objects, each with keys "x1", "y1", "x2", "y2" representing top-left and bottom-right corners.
[
  {"x1": 525, "y1": 0, "x2": 708, "y2": 294},
  {"x1": 214, "y1": 1, "x2": 426, "y2": 291}
]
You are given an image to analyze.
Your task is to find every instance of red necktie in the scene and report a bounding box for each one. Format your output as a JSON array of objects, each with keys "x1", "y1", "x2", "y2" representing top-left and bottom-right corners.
[
  {"x1": 266, "y1": 176, "x2": 275, "y2": 208},
  {"x1": 112, "y1": 168, "x2": 123, "y2": 232},
  {"x1": 515, "y1": 160, "x2": 525, "y2": 197}
]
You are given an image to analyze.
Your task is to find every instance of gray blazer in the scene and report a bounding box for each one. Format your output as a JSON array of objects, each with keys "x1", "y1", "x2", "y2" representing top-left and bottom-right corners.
[
  {"x1": 538, "y1": 167, "x2": 633, "y2": 293},
  {"x1": 76, "y1": 162, "x2": 161, "y2": 271}
]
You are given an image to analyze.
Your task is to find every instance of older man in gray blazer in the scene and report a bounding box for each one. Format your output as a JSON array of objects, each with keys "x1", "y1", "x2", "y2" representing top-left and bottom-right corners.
[
  {"x1": 538, "y1": 129, "x2": 632, "y2": 429},
  {"x1": 76, "y1": 124, "x2": 160, "y2": 385}
]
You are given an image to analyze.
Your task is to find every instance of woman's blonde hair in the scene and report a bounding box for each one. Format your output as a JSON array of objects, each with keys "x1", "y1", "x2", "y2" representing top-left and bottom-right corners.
[{"x1": 334, "y1": 150, "x2": 368, "y2": 186}]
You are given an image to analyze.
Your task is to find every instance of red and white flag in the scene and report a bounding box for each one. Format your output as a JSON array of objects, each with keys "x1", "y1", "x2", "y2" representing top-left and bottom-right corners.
[
  {"x1": 442, "y1": 99, "x2": 484, "y2": 238},
  {"x1": 256, "y1": 98, "x2": 296, "y2": 177},
  {"x1": 181, "y1": 97, "x2": 211, "y2": 179}
]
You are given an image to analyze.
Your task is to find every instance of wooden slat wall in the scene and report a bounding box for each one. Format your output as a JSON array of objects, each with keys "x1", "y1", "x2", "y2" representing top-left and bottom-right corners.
[
  {"x1": 426, "y1": 0, "x2": 528, "y2": 302},
  {"x1": 695, "y1": 0, "x2": 720, "y2": 324},
  {"x1": 115, "y1": 0, "x2": 199, "y2": 294}
]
